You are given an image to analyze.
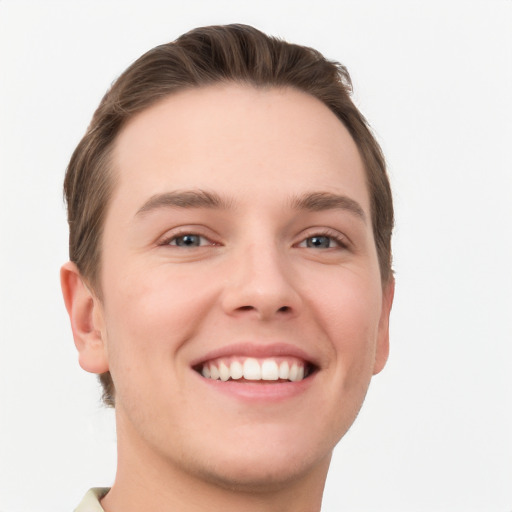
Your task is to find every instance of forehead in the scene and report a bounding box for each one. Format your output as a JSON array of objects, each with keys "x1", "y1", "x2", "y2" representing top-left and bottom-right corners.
[{"x1": 111, "y1": 84, "x2": 369, "y2": 212}]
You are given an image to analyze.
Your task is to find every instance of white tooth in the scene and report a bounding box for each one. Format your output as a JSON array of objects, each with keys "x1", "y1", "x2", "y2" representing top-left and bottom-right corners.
[
  {"x1": 279, "y1": 361, "x2": 290, "y2": 380},
  {"x1": 261, "y1": 359, "x2": 279, "y2": 380},
  {"x1": 297, "y1": 365, "x2": 305, "y2": 381},
  {"x1": 230, "y1": 360, "x2": 243, "y2": 380},
  {"x1": 243, "y1": 358, "x2": 261, "y2": 380},
  {"x1": 201, "y1": 365, "x2": 211, "y2": 378},
  {"x1": 210, "y1": 364, "x2": 220, "y2": 380},
  {"x1": 219, "y1": 361, "x2": 230, "y2": 381},
  {"x1": 289, "y1": 363, "x2": 299, "y2": 381}
]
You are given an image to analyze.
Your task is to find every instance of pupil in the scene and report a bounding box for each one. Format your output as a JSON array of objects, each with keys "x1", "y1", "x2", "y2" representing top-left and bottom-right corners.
[
  {"x1": 307, "y1": 236, "x2": 330, "y2": 248},
  {"x1": 176, "y1": 235, "x2": 200, "y2": 247}
]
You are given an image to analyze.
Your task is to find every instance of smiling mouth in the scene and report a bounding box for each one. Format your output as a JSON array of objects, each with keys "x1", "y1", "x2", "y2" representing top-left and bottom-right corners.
[{"x1": 195, "y1": 357, "x2": 315, "y2": 383}]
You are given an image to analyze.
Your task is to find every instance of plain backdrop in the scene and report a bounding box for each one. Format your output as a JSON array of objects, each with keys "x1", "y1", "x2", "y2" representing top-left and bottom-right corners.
[{"x1": 0, "y1": 1, "x2": 511, "y2": 511}]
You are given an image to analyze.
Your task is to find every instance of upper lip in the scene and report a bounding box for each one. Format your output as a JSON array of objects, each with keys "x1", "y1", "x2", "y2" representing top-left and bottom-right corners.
[{"x1": 190, "y1": 342, "x2": 319, "y2": 368}]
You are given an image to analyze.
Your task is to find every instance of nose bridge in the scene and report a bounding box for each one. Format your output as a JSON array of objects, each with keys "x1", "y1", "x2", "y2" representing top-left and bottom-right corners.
[{"x1": 221, "y1": 235, "x2": 300, "y2": 319}]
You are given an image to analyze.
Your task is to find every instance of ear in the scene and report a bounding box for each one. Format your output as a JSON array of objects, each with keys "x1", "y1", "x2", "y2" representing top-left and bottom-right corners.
[
  {"x1": 373, "y1": 277, "x2": 395, "y2": 375},
  {"x1": 60, "y1": 262, "x2": 109, "y2": 374}
]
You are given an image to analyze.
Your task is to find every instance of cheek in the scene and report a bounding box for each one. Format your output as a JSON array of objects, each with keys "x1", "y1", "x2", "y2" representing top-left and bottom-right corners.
[
  {"x1": 101, "y1": 264, "x2": 218, "y2": 364},
  {"x1": 99, "y1": 268, "x2": 214, "y2": 421},
  {"x1": 312, "y1": 270, "x2": 383, "y2": 375}
]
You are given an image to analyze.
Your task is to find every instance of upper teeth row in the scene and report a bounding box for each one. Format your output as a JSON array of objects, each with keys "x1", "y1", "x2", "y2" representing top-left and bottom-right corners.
[{"x1": 201, "y1": 358, "x2": 306, "y2": 382}]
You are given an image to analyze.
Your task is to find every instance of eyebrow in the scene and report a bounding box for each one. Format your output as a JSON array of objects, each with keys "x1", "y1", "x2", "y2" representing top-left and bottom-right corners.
[
  {"x1": 135, "y1": 189, "x2": 366, "y2": 222},
  {"x1": 290, "y1": 192, "x2": 366, "y2": 222},
  {"x1": 136, "y1": 190, "x2": 232, "y2": 216}
]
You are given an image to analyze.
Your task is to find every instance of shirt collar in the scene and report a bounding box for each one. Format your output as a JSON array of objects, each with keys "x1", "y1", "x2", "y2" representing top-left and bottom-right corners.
[{"x1": 74, "y1": 488, "x2": 110, "y2": 512}]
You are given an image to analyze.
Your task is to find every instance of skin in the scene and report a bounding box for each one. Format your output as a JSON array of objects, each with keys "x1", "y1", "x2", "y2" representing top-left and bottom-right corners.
[{"x1": 61, "y1": 84, "x2": 394, "y2": 512}]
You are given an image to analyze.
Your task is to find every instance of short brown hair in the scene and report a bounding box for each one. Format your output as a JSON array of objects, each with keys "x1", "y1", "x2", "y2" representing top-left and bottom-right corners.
[{"x1": 64, "y1": 24, "x2": 394, "y2": 406}]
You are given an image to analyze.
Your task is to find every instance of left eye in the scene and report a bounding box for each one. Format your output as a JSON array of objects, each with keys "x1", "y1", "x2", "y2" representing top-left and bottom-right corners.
[
  {"x1": 168, "y1": 234, "x2": 208, "y2": 247},
  {"x1": 300, "y1": 235, "x2": 340, "y2": 249}
]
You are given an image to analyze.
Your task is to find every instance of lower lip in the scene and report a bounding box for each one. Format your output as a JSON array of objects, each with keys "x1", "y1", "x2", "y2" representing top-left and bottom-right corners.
[{"x1": 196, "y1": 373, "x2": 315, "y2": 402}]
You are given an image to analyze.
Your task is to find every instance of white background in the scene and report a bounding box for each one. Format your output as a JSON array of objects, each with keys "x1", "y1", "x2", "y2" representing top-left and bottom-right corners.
[{"x1": 0, "y1": 1, "x2": 511, "y2": 511}]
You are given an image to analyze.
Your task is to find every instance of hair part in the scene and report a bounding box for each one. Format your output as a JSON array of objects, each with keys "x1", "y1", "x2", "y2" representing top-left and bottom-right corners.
[{"x1": 64, "y1": 24, "x2": 394, "y2": 407}]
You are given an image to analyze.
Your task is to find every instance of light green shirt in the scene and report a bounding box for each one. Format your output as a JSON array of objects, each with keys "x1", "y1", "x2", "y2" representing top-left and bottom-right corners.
[{"x1": 74, "y1": 488, "x2": 110, "y2": 512}]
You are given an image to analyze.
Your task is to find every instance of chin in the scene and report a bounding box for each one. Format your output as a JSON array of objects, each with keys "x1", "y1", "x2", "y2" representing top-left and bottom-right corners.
[
  {"x1": 192, "y1": 449, "x2": 331, "y2": 493},
  {"x1": 180, "y1": 426, "x2": 334, "y2": 493}
]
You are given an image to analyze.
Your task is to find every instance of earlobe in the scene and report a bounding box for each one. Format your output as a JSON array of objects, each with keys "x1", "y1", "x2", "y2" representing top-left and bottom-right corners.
[
  {"x1": 60, "y1": 262, "x2": 109, "y2": 374},
  {"x1": 373, "y1": 277, "x2": 395, "y2": 375}
]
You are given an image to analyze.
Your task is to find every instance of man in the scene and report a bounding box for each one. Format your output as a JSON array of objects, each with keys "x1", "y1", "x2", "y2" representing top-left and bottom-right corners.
[{"x1": 61, "y1": 24, "x2": 394, "y2": 512}]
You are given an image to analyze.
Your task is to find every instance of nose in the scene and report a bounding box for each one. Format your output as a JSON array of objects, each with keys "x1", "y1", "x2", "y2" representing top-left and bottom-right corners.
[{"x1": 220, "y1": 242, "x2": 302, "y2": 321}]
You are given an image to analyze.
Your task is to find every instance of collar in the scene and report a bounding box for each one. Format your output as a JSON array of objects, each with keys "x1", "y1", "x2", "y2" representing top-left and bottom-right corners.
[{"x1": 74, "y1": 488, "x2": 110, "y2": 512}]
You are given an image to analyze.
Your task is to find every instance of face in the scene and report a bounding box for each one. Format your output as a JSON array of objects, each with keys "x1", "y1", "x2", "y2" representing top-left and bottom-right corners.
[{"x1": 89, "y1": 84, "x2": 393, "y2": 489}]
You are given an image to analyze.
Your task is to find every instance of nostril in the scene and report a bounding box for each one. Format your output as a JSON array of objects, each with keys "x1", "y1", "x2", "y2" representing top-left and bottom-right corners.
[{"x1": 235, "y1": 305, "x2": 292, "y2": 314}]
